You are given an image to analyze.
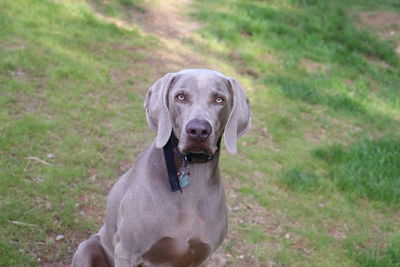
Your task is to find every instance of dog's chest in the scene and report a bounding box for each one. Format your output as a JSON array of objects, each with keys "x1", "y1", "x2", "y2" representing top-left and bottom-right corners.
[
  {"x1": 138, "y1": 200, "x2": 224, "y2": 267},
  {"x1": 142, "y1": 237, "x2": 210, "y2": 267}
]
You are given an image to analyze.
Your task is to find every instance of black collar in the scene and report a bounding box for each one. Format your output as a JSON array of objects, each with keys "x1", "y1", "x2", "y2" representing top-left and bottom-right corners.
[
  {"x1": 162, "y1": 134, "x2": 220, "y2": 192},
  {"x1": 171, "y1": 135, "x2": 217, "y2": 163}
]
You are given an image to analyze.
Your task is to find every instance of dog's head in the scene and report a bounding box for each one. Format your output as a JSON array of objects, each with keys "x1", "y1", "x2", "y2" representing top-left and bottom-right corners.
[{"x1": 144, "y1": 69, "x2": 251, "y2": 154}]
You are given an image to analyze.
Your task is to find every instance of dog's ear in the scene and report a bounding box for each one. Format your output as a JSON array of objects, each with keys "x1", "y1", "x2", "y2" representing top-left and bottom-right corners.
[
  {"x1": 224, "y1": 77, "x2": 252, "y2": 154},
  {"x1": 144, "y1": 73, "x2": 177, "y2": 148}
]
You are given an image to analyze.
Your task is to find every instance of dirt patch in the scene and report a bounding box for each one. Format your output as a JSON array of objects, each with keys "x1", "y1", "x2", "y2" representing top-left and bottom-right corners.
[
  {"x1": 365, "y1": 55, "x2": 391, "y2": 68},
  {"x1": 12, "y1": 68, "x2": 29, "y2": 82},
  {"x1": 130, "y1": 0, "x2": 223, "y2": 73},
  {"x1": 300, "y1": 59, "x2": 328, "y2": 73},
  {"x1": 230, "y1": 50, "x2": 260, "y2": 78},
  {"x1": 344, "y1": 78, "x2": 354, "y2": 88},
  {"x1": 358, "y1": 11, "x2": 400, "y2": 29},
  {"x1": 303, "y1": 128, "x2": 327, "y2": 144},
  {"x1": 260, "y1": 53, "x2": 280, "y2": 65},
  {"x1": 87, "y1": 0, "x2": 201, "y2": 39},
  {"x1": 134, "y1": 0, "x2": 202, "y2": 39}
]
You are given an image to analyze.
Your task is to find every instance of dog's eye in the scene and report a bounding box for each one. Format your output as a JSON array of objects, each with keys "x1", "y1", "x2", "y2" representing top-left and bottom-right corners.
[
  {"x1": 176, "y1": 94, "x2": 185, "y2": 101},
  {"x1": 215, "y1": 97, "x2": 225, "y2": 104}
]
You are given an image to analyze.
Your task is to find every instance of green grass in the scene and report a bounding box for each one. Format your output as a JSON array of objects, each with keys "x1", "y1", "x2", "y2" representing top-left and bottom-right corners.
[
  {"x1": 278, "y1": 168, "x2": 321, "y2": 192},
  {"x1": 315, "y1": 137, "x2": 400, "y2": 204},
  {"x1": 91, "y1": 0, "x2": 146, "y2": 17},
  {"x1": 0, "y1": 0, "x2": 155, "y2": 265},
  {"x1": 191, "y1": 0, "x2": 400, "y2": 265},
  {"x1": 348, "y1": 236, "x2": 400, "y2": 267}
]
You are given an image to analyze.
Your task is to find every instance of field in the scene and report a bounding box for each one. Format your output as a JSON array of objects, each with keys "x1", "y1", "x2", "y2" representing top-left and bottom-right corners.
[{"x1": 1, "y1": 0, "x2": 399, "y2": 266}]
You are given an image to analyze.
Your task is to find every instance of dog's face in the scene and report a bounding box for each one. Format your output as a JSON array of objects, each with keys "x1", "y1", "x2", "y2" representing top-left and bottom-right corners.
[
  {"x1": 144, "y1": 69, "x2": 251, "y2": 154},
  {"x1": 167, "y1": 72, "x2": 232, "y2": 155}
]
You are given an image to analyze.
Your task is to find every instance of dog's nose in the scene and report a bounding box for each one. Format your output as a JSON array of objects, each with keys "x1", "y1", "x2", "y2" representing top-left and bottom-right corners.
[{"x1": 185, "y1": 119, "x2": 212, "y2": 142}]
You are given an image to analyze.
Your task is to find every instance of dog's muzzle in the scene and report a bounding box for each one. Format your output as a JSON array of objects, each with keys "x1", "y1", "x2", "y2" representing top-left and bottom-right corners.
[{"x1": 185, "y1": 119, "x2": 212, "y2": 142}]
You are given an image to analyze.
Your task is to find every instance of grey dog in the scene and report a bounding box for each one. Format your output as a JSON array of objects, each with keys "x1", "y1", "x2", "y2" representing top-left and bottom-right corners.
[{"x1": 72, "y1": 69, "x2": 251, "y2": 267}]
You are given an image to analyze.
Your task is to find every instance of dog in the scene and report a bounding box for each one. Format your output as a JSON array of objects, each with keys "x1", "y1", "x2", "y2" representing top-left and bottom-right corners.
[{"x1": 72, "y1": 68, "x2": 251, "y2": 267}]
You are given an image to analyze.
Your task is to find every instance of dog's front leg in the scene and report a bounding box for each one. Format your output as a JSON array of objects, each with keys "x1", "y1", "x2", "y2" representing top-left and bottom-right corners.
[{"x1": 114, "y1": 240, "x2": 143, "y2": 267}]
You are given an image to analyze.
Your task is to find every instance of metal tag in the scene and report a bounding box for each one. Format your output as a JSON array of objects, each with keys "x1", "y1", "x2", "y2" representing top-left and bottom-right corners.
[{"x1": 178, "y1": 171, "x2": 191, "y2": 188}]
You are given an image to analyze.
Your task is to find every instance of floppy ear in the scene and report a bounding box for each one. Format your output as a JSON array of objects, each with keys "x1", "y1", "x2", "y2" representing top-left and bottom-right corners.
[
  {"x1": 224, "y1": 77, "x2": 252, "y2": 154},
  {"x1": 144, "y1": 73, "x2": 177, "y2": 148}
]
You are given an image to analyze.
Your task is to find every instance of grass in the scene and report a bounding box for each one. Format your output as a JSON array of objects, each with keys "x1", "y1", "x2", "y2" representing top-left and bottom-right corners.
[
  {"x1": 191, "y1": 0, "x2": 400, "y2": 265},
  {"x1": 278, "y1": 168, "x2": 321, "y2": 192},
  {"x1": 1, "y1": 0, "x2": 400, "y2": 266},
  {"x1": 0, "y1": 0, "x2": 156, "y2": 265},
  {"x1": 348, "y1": 236, "x2": 400, "y2": 267},
  {"x1": 315, "y1": 137, "x2": 400, "y2": 204},
  {"x1": 91, "y1": 0, "x2": 146, "y2": 17}
]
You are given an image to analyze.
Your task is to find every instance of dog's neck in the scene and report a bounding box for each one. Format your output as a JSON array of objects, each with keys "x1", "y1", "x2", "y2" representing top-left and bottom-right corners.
[
  {"x1": 163, "y1": 134, "x2": 221, "y2": 193},
  {"x1": 174, "y1": 150, "x2": 222, "y2": 190}
]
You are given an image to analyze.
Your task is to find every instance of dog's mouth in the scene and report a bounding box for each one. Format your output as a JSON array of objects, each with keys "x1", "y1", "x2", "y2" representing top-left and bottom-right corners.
[{"x1": 180, "y1": 140, "x2": 214, "y2": 155}]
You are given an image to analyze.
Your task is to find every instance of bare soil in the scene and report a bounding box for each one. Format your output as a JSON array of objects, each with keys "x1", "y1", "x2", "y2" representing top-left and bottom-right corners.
[
  {"x1": 134, "y1": 0, "x2": 202, "y2": 39},
  {"x1": 300, "y1": 59, "x2": 328, "y2": 74}
]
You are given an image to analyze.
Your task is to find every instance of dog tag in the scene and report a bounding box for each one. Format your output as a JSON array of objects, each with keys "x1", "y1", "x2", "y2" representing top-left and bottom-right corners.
[{"x1": 178, "y1": 171, "x2": 191, "y2": 188}]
